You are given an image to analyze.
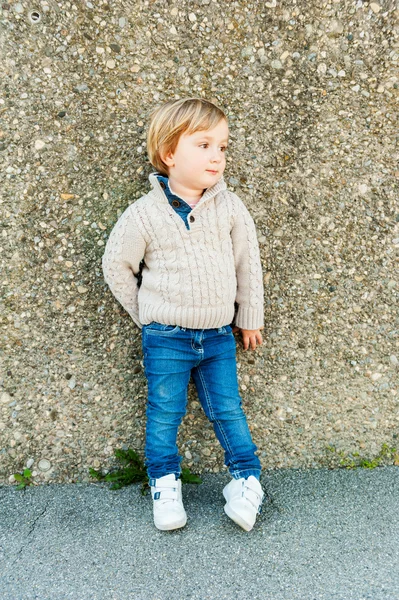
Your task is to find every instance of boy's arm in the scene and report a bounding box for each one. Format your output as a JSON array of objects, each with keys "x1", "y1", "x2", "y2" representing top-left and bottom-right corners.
[
  {"x1": 101, "y1": 207, "x2": 146, "y2": 329},
  {"x1": 230, "y1": 193, "x2": 264, "y2": 331}
]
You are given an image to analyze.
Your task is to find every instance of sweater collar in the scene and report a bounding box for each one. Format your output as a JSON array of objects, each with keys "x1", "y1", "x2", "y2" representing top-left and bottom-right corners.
[{"x1": 148, "y1": 172, "x2": 227, "y2": 210}]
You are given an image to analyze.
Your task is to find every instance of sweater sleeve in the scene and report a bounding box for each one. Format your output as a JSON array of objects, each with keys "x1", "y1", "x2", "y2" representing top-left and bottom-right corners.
[
  {"x1": 101, "y1": 206, "x2": 146, "y2": 329},
  {"x1": 230, "y1": 193, "x2": 264, "y2": 330}
]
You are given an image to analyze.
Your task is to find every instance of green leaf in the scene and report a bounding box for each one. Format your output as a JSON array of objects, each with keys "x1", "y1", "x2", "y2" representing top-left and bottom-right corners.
[
  {"x1": 140, "y1": 482, "x2": 150, "y2": 496},
  {"x1": 103, "y1": 471, "x2": 125, "y2": 482},
  {"x1": 89, "y1": 467, "x2": 105, "y2": 480},
  {"x1": 13, "y1": 473, "x2": 23, "y2": 481},
  {"x1": 181, "y1": 468, "x2": 202, "y2": 484},
  {"x1": 109, "y1": 482, "x2": 124, "y2": 490},
  {"x1": 23, "y1": 469, "x2": 32, "y2": 478}
]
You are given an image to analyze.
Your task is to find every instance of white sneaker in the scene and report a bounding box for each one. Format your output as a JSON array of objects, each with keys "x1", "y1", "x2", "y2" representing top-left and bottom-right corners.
[
  {"x1": 150, "y1": 474, "x2": 187, "y2": 531},
  {"x1": 223, "y1": 475, "x2": 265, "y2": 531}
]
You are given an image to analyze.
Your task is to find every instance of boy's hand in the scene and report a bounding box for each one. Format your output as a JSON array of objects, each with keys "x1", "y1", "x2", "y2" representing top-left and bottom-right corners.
[{"x1": 232, "y1": 325, "x2": 264, "y2": 351}]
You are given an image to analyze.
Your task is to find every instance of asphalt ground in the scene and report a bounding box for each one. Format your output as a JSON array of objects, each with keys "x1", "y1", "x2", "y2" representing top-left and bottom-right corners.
[{"x1": 1, "y1": 467, "x2": 398, "y2": 600}]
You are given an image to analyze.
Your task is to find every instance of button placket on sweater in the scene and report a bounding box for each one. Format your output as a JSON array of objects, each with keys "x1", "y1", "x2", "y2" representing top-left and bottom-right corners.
[{"x1": 156, "y1": 175, "x2": 196, "y2": 231}]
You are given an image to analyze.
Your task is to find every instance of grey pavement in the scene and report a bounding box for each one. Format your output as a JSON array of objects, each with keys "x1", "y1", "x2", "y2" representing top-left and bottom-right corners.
[{"x1": 1, "y1": 467, "x2": 398, "y2": 600}]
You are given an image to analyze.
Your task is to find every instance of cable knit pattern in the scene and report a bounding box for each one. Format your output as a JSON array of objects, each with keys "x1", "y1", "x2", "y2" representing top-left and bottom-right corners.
[
  {"x1": 229, "y1": 191, "x2": 265, "y2": 329},
  {"x1": 102, "y1": 172, "x2": 264, "y2": 331},
  {"x1": 101, "y1": 205, "x2": 146, "y2": 324}
]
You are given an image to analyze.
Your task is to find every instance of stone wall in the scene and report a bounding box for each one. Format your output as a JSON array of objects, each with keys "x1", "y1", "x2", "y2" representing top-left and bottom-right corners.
[{"x1": 1, "y1": 0, "x2": 398, "y2": 484}]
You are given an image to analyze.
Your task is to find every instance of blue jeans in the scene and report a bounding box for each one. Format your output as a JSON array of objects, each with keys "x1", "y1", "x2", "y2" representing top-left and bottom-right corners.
[{"x1": 141, "y1": 322, "x2": 261, "y2": 482}]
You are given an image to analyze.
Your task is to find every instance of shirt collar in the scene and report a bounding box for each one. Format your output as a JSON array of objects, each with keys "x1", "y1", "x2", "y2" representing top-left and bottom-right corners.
[
  {"x1": 156, "y1": 174, "x2": 183, "y2": 201},
  {"x1": 148, "y1": 171, "x2": 227, "y2": 209}
]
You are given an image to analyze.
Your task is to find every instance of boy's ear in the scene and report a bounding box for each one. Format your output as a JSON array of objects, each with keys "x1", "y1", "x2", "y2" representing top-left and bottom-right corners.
[{"x1": 161, "y1": 149, "x2": 175, "y2": 168}]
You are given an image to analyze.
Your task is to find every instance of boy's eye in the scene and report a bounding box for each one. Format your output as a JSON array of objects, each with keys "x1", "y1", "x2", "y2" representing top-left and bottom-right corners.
[{"x1": 199, "y1": 144, "x2": 228, "y2": 151}]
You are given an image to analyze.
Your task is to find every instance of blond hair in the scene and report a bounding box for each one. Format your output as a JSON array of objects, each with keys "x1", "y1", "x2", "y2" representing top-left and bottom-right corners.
[{"x1": 146, "y1": 97, "x2": 227, "y2": 176}]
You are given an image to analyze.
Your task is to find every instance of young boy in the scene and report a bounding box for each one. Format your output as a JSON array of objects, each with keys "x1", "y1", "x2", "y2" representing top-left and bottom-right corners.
[{"x1": 102, "y1": 98, "x2": 265, "y2": 532}]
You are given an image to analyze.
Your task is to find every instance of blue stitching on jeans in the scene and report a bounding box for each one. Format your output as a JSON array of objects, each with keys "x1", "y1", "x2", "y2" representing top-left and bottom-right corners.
[{"x1": 196, "y1": 365, "x2": 237, "y2": 471}]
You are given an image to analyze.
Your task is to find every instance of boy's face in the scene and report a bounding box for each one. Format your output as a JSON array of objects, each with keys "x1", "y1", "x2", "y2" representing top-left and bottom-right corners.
[{"x1": 162, "y1": 118, "x2": 229, "y2": 191}]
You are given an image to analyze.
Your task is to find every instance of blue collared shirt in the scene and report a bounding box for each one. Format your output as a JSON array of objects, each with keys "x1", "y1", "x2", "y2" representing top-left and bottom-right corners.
[{"x1": 156, "y1": 174, "x2": 200, "y2": 231}]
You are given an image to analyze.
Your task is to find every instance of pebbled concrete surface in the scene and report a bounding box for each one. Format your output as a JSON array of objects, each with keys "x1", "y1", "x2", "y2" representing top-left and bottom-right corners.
[
  {"x1": 1, "y1": 467, "x2": 398, "y2": 600},
  {"x1": 2, "y1": 0, "x2": 399, "y2": 483}
]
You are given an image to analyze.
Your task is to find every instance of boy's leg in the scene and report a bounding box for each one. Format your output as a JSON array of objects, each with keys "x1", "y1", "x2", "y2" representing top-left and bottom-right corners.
[
  {"x1": 142, "y1": 324, "x2": 194, "y2": 480},
  {"x1": 190, "y1": 328, "x2": 261, "y2": 481}
]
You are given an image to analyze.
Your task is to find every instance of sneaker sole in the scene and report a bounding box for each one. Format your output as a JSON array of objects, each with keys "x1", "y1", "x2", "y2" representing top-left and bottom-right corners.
[
  {"x1": 154, "y1": 515, "x2": 187, "y2": 531},
  {"x1": 223, "y1": 502, "x2": 253, "y2": 532}
]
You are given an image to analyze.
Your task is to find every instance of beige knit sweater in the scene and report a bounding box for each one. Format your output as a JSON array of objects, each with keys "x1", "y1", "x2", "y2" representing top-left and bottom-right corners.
[{"x1": 101, "y1": 173, "x2": 264, "y2": 331}]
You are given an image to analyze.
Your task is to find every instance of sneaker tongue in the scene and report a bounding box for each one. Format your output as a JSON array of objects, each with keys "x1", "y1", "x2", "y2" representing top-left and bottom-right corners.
[
  {"x1": 245, "y1": 477, "x2": 262, "y2": 493},
  {"x1": 151, "y1": 474, "x2": 176, "y2": 486},
  {"x1": 156, "y1": 477, "x2": 178, "y2": 488}
]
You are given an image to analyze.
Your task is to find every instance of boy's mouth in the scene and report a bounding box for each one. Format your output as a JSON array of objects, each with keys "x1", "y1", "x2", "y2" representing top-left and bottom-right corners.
[{"x1": 206, "y1": 170, "x2": 218, "y2": 175}]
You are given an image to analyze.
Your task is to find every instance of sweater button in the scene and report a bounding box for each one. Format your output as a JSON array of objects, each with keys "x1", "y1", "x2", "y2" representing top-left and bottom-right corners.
[
  {"x1": 189, "y1": 215, "x2": 195, "y2": 222},
  {"x1": 160, "y1": 181, "x2": 166, "y2": 189},
  {"x1": 172, "y1": 199, "x2": 180, "y2": 207}
]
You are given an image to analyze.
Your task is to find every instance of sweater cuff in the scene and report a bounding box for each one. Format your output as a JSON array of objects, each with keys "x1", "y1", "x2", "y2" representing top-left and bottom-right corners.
[
  {"x1": 234, "y1": 306, "x2": 264, "y2": 331},
  {"x1": 128, "y1": 310, "x2": 142, "y2": 329}
]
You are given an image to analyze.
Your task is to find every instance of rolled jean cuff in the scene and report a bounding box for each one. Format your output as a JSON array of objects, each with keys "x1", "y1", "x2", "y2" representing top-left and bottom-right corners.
[
  {"x1": 147, "y1": 470, "x2": 181, "y2": 482},
  {"x1": 231, "y1": 469, "x2": 261, "y2": 481}
]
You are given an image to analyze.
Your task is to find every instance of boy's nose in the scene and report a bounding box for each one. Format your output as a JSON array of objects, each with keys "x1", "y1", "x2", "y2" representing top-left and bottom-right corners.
[{"x1": 211, "y1": 152, "x2": 223, "y2": 162}]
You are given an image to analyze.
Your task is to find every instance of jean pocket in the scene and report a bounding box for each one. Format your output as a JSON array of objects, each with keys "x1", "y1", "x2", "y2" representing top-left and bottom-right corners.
[
  {"x1": 143, "y1": 321, "x2": 180, "y2": 335},
  {"x1": 220, "y1": 324, "x2": 233, "y2": 335}
]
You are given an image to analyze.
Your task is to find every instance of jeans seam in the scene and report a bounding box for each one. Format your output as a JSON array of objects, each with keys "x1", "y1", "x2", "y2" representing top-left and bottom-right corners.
[
  {"x1": 145, "y1": 326, "x2": 180, "y2": 335},
  {"x1": 191, "y1": 331, "x2": 204, "y2": 356},
  {"x1": 196, "y1": 365, "x2": 236, "y2": 469}
]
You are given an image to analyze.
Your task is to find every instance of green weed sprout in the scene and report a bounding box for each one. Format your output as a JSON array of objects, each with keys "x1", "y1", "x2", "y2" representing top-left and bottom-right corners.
[{"x1": 89, "y1": 448, "x2": 202, "y2": 494}]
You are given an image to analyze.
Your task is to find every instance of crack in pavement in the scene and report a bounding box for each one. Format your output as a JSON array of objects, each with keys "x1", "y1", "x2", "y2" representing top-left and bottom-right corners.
[{"x1": 11, "y1": 498, "x2": 50, "y2": 567}]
